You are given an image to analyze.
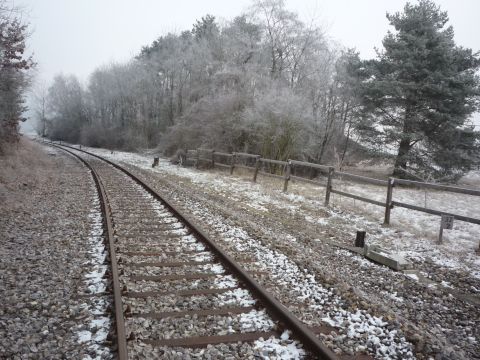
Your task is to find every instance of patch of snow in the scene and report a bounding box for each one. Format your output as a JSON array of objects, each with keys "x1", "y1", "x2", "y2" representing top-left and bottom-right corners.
[
  {"x1": 322, "y1": 309, "x2": 414, "y2": 359},
  {"x1": 405, "y1": 273, "x2": 419, "y2": 281},
  {"x1": 254, "y1": 333, "x2": 306, "y2": 360},
  {"x1": 214, "y1": 275, "x2": 239, "y2": 289},
  {"x1": 218, "y1": 288, "x2": 256, "y2": 307},
  {"x1": 205, "y1": 263, "x2": 225, "y2": 274},
  {"x1": 239, "y1": 309, "x2": 275, "y2": 332}
]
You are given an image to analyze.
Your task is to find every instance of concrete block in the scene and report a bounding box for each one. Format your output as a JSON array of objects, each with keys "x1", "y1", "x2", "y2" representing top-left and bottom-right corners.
[{"x1": 364, "y1": 245, "x2": 411, "y2": 271}]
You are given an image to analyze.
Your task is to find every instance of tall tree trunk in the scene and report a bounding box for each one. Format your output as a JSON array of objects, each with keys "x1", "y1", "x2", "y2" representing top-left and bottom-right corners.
[
  {"x1": 393, "y1": 105, "x2": 414, "y2": 177},
  {"x1": 340, "y1": 121, "x2": 352, "y2": 169},
  {"x1": 393, "y1": 139, "x2": 411, "y2": 177}
]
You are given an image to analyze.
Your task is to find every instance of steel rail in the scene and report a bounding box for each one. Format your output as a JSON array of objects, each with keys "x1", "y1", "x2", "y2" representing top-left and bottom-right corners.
[
  {"x1": 51, "y1": 144, "x2": 128, "y2": 360},
  {"x1": 57, "y1": 144, "x2": 338, "y2": 360}
]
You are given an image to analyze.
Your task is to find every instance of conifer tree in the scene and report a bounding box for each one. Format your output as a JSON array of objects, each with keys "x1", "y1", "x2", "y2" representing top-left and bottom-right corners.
[{"x1": 355, "y1": 0, "x2": 480, "y2": 179}]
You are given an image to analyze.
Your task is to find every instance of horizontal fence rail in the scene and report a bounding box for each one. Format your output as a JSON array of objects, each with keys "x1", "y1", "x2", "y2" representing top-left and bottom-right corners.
[
  {"x1": 331, "y1": 189, "x2": 386, "y2": 207},
  {"x1": 182, "y1": 148, "x2": 480, "y2": 241},
  {"x1": 260, "y1": 158, "x2": 288, "y2": 166},
  {"x1": 290, "y1": 159, "x2": 331, "y2": 171},
  {"x1": 233, "y1": 152, "x2": 260, "y2": 158},
  {"x1": 394, "y1": 178, "x2": 480, "y2": 196},
  {"x1": 334, "y1": 172, "x2": 389, "y2": 186},
  {"x1": 392, "y1": 201, "x2": 480, "y2": 225}
]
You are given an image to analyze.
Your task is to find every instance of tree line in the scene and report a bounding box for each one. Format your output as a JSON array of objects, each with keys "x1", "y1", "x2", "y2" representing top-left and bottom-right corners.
[{"x1": 39, "y1": 0, "x2": 480, "y2": 180}]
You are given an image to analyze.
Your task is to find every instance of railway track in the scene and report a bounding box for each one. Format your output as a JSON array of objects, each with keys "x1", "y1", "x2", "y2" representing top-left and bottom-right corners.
[{"x1": 54, "y1": 144, "x2": 339, "y2": 359}]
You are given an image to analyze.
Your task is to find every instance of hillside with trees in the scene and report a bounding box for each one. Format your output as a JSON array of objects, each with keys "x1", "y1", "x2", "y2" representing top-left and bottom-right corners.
[{"x1": 41, "y1": 0, "x2": 480, "y2": 180}]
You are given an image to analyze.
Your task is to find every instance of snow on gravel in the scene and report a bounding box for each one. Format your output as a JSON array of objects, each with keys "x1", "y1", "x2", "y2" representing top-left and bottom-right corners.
[
  {"x1": 76, "y1": 177, "x2": 112, "y2": 358},
  {"x1": 203, "y1": 210, "x2": 414, "y2": 358},
  {"x1": 239, "y1": 309, "x2": 275, "y2": 332},
  {"x1": 254, "y1": 331, "x2": 306, "y2": 359}
]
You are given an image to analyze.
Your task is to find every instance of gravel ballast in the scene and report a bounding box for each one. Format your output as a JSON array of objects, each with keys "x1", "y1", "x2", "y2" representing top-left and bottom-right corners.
[{"x1": 0, "y1": 140, "x2": 113, "y2": 359}]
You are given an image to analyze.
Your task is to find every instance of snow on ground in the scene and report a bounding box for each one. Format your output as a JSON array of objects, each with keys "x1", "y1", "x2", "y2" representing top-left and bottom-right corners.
[
  {"x1": 239, "y1": 310, "x2": 275, "y2": 332},
  {"x1": 254, "y1": 331, "x2": 306, "y2": 360},
  {"x1": 182, "y1": 199, "x2": 414, "y2": 358},
  {"x1": 76, "y1": 144, "x2": 480, "y2": 282}
]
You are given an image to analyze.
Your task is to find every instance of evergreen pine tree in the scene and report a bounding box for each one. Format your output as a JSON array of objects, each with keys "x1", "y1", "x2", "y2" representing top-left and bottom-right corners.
[{"x1": 355, "y1": 0, "x2": 480, "y2": 179}]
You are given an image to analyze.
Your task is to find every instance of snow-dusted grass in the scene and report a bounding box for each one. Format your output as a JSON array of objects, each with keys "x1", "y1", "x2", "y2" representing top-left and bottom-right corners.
[{"x1": 301, "y1": 177, "x2": 480, "y2": 279}]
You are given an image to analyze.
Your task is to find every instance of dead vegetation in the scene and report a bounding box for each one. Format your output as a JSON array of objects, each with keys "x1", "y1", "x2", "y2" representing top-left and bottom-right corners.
[{"x1": 0, "y1": 138, "x2": 57, "y2": 205}]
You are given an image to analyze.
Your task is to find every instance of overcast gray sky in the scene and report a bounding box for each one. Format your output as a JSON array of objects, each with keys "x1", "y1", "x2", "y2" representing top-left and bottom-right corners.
[
  {"x1": 15, "y1": 0, "x2": 480, "y2": 129},
  {"x1": 17, "y1": 0, "x2": 480, "y2": 82}
]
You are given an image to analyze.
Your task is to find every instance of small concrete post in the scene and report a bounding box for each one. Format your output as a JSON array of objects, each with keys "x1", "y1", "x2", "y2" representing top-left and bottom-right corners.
[
  {"x1": 355, "y1": 231, "x2": 366, "y2": 247},
  {"x1": 283, "y1": 162, "x2": 291, "y2": 192},
  {"x1": 230, "y1": 153, "x2": 236, "y2": 175},
  {"x1": 195, "y1": 149, "x2": 200, "y2": 169},
  {"x1": 384, "y1": 178, "x2": 394, "y2": 225},
  {"x1": 324, "y1": 167, "x2": 334, "y2": 206},
  {"x1": 252, "y1": 156, "x2": 261, "y2": 182}
]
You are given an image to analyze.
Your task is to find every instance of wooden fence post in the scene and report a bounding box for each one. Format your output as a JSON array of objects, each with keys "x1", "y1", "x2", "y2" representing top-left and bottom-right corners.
[
  {"x1": 384, "y1": 178, "x2": 394, "y2": 225},
  {"x1": 324, "y1": 167, "x2": 334, "y2": 206},
  {"x1": 195, "y1": 149, "x2": 200, "y2": 169},
  {"x1": 283, "y1": 162, "x2": 291, "y2": 192},
  {"x1": 253, "y1": 155, "x2": 261, "y2": 182},
  {"x1": 230, "y1": 153, "x2": 236, "y2": 175}
]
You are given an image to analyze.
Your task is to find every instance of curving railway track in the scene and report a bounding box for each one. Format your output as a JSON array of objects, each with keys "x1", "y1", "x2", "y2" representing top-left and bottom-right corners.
[{"x1": 53, "y1": 144, "x2": 339, "y2": 359}]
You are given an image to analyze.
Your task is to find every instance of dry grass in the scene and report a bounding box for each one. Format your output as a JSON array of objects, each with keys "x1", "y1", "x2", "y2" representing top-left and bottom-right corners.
[{"x1": 0, "y1": 138, "x2": 57, "y2": 206}]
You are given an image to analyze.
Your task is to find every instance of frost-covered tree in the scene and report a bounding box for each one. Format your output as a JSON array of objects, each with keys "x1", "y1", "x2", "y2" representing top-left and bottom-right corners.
[
  {"x1": 354, "y1": 0, "x2": 480, "y2": 179},
  {"x1": 0, "y1": 1, "x2": 34, "y2": 152},
  {"x1": 47, "y1": 75, "x2": 88, "y2": 143},
  {"x1": 192, "y1": 15, "x2": 219, "y2": 41},
  {"x1": 44, "y1": 1, "x2": 353, "y2": 162}
]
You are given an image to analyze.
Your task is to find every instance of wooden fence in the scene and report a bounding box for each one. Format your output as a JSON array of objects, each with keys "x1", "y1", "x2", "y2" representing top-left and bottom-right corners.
[{"x1": 183, "y1": 149, "x2": 480, "y2": 228}]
